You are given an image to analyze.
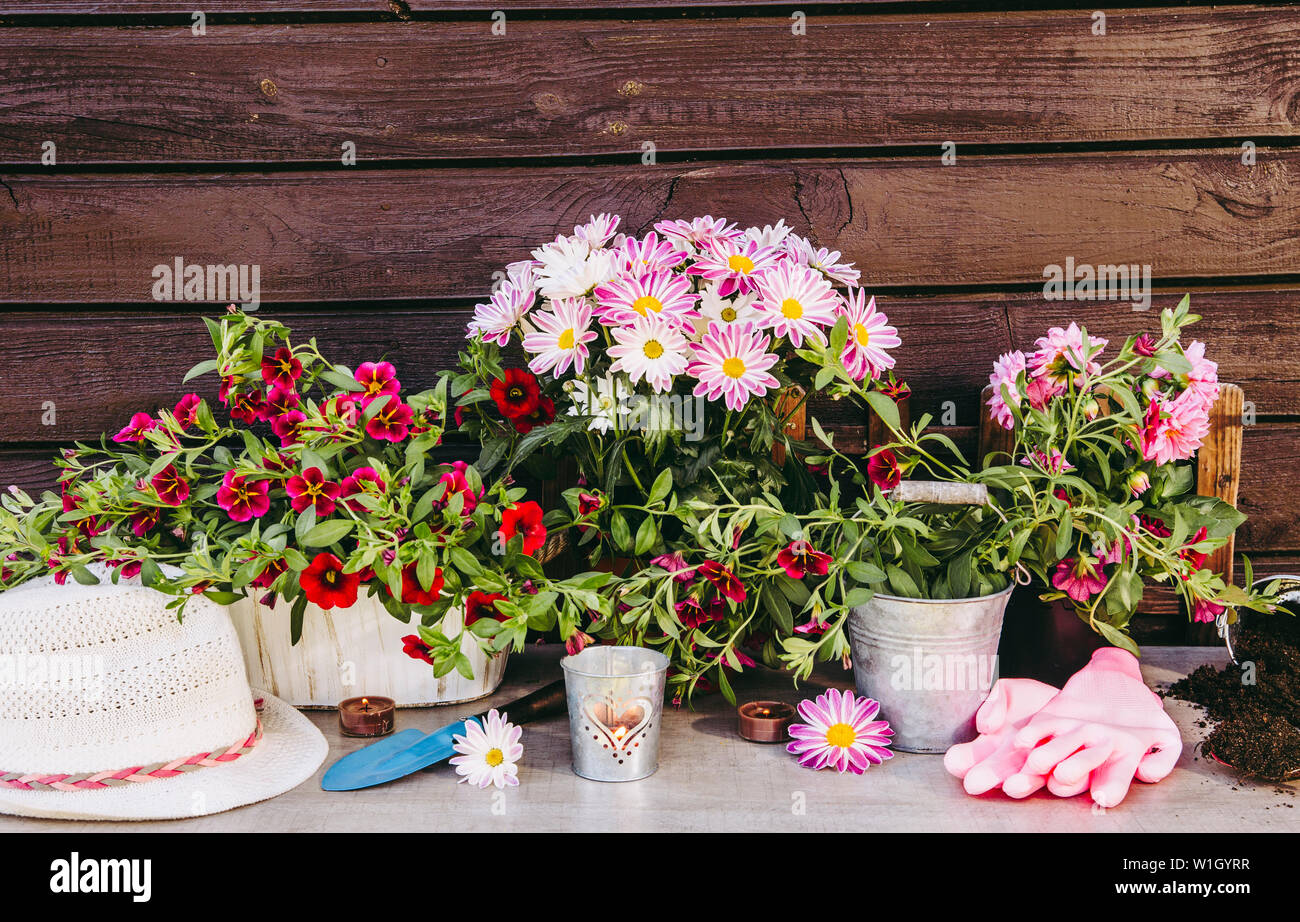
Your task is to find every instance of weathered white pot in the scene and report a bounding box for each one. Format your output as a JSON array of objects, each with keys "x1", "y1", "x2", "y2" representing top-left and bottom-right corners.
[
  {"x1": 846, "y1": 585, "x2": 1012, "y2": 753},
  {"x1": 228, "y1": 595, "x2": 507, "y2": 708}
]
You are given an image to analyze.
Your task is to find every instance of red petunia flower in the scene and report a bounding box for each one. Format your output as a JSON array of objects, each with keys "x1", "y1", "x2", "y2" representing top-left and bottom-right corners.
[
  {"x1": 401, "y1": 634, "x2": 435, "y2": 665},
  {"x1": 490, "y1": 368, "x2": 541, "y2": 420},
  {"x1": 465, "y1": 590, "x2": 509, "y2": 625},
  {"x1": 299, "y1": 552, "x2": 360, "y2": 610},
  {"x1": 512, "y1": 395, "x2": 555, "y2": 435},
  {"x1": 286, "y1": 467, "x2": 342, "y2": 516},
  {"x1": 878, "y1": 377, "x2": 912, "y2": 402},
  {"x1": 697, "y1": 560, "x2": 746, "y2": 603},
  {"x1": 578, "y1": 491, "x2": 603, "y2": 516},
  {"x1": 500, "y1": 501, "x2": 547, "y2": 555},
  {"x1": 261, "y1": 347, "x2": 304, "y2": 391},
  {"x1": 340, "y1": 466, "x2": 386, "y2": 512},
  {"x1": 1138, "y1": 514, "x2": 1171, "y2": 538},
  {"x1": 264, "y1": 386, "x2": 301, "y2": 420},
  {"x1": 216, "y1": 470, "x2": 271, "y2": 522},
  {"x1": 112, "y1": 412, "x2": 157, "y2": 443},
  {"x1": 675, "y1": 595, "x2": 725, "y2": 629},
  {"x1": 392, "y1": 562, "x2": 444, "y2": 607},
  {"x1": 365, "y1": 398, "x2": 415, "y2": 442},
  {"x1": 1180, "y1": 526, "x2": 1210, "y2": 574},
  {"x1": 173, "y1": 393, "x2": 202, "y2": 430},
  {"x1": 867, "y1": 447, "x2": 902, "y2": 491},
  {"x1": 229, "y1": 389, "x2": 269, "y2": 425},
  {"x1": 565, "y1": 630, "x2": 595, "y2": 656},
  {"x1": 355, "y1": 361, "x2": 401, "y2": 401},
  {"x1": 151, "y1": 464, "x2": 190, "y2": 506},
  {"x1": 776, "y1": 539, "x2": 832, "y2": 579},
  {"x1": 435, "y1": 463, "x2": 480, "y2": 514}
]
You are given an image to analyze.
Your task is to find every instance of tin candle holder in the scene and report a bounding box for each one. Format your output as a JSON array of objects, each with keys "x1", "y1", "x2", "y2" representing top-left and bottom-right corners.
[{"x1": 560, "y1": 645, "x2": 669, "y2": 782}]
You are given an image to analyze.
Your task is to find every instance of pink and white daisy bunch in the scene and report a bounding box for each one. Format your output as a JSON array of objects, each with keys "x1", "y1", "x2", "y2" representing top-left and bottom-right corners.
[
  {"x1": 786, "y1": 688, "x2": 894, "y2": 774},
  {"x1": 687, "y1": 322, "x2": 780, "y2": 411},
  {"x1": 521, "y1": 296, "x2": 599, "y2": 377},
  {"x1": 838, "y1": 288, "x2": 901, "y2": 381}
]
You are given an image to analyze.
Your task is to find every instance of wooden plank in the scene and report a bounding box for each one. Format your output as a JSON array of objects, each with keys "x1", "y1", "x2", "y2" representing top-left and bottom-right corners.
[
  {"x1": 4, "y1": 152, "x2": 1300, "y2": 302},
  {"x1": 4, "y1": 287, "x2": 1299, "y2": 438},
  {"x1": 3, "y1": 10, "x2": 1299, "y2": 164},
  {"x1": 1198, "y1": 384, "x2": 1245, "y2": 585},
  {"x1": 0, "y1": 1, "x2": 947, "y2": 13}
]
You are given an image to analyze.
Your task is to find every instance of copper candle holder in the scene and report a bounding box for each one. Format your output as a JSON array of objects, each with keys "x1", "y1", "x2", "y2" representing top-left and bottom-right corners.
[
  {"x1": 338, "y1": 695, "x2": 396, "y2": 738},
  {"x1": 738, "y1": 700, "x2": 796, "y2": 743}
]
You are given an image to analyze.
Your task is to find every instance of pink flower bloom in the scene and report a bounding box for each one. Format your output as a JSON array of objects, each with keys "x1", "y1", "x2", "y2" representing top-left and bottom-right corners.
[
  {"x1": 565, "y1": 630, "x2": 595, "y2": 656},
  {"x1": 216, "y1": 470, "x2": 271, "y2": 522},
  {"x1": 594, "y1": 269, "x2": 698, "y2": 331},
  {"x1": 365, "y1": 398, "x2": 415, "y2": 442},
  {"x1": 573, "y1": 213, "x2": 620, "y2": 247},
  {"x1": 522, "y1": 296, "x2": 599, "y2": 377},
  {"x1": 261, "y1": 347, "x2": 303, "y2": 391},
  {"x1": 112, "y1": 412, "x2": 156, "y2": 443},
  {"x1": 838, "y1": 289, "x2": 901, "y2": 380},
  {"x1": 687, "y1": 236, "x2": 781, "y2": 297},
  {"x1": 468, "y1": 280, "x2": 534, "y2": 346},
  {"x1": 1126, "y1": 470, "x2": 1151, "y2": 498},
  {"x1": 286, "y1": 467, "x2": 342, "y2": 516},
  {"x1": 173, "y1": 393, "x2": 201, "y2": 430},
  {"x1": 1153, "y1": 339, "x2": 1220, "y2": 409},
  {"x1": 1193, "y1": 598, "x2": 1226, "y2": 624},
  {"x1": 1019, "y1": 447, "x2": 1073, "y2": 474},
  {"x1": 787, "y1": 688, "x2": 893, "y2": 774},
  {"x1": 751, "y1": 261, "x2": 840, "y2": 348},
  {"x1": 130, "y1": 507, "x2": 160, "y2": 537},
  {"x1": 1133, "y1": 333, "x2": 1158, "y2": 357},
  {"x1": 613, "y1": 231, "x2": 688, "y2": 275},
  {"x1": 272, "y1": 410, "x2": 307, "y2": 446},
  {"x1": 697, "y1": 560, "x2": 746, "y2": 603},
  {"x1": 687, "y1": 322, "x2": 779, "y2": 412},
  {"x1": 867, "y1": 447, "x2": 902, "y2": 490},
  {"x1": 651, "y1": 551, "x2": 694, "y2": 582},
  {"x1": 1139, "y1": 389, "x2": 1210, "y2": 465},
  {"x1": 1051, "y1": 557, "x2": 1108, "y2": 603},
  {"x1": 229, "y1": 389, "x2": 268, "y2": 425},
  {"x1": 987, "y1": 350, "x2": 1028, "y2": 431},
  {"x1": 264, "y1": 385, "x2": 301, "y2": 420},
  {"x1": 355, "y1": 361, "x2": 400, "y2": 401},
  {"x1": 777, "y1": 540, "x2": 832, "y2": 579},
  {"x1": 784, "y1": 234, "x2": 861, "y2": 287},
  {"x1": 675, "y1": 595, "x2": 725, "y2": 629},
  {"x1": 1029, "y1": 322, "x2": 1107, "y2": 388},
  {"x1": 436, "y1": 465, "x2": 480, "y2": 514},
  {"x1": 340, "y1": 466, "x2": 386, "y2": 512},
  {"x1": 151, "y1": 464, "x2": 190, "y2": 506},
  {"x1": 654, "y1": 215, "x2": 742, "y2": 251}
]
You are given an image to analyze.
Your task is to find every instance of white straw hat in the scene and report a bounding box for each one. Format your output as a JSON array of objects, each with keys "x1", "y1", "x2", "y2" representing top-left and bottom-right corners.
[{"x1": 0, "y1": 567, "x2": 327, "y2": 820}]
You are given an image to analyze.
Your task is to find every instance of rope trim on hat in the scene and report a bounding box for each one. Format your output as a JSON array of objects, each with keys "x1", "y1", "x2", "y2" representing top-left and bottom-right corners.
[{"x1": 0, "y1": 720, "x2": 263, "y2": 792}]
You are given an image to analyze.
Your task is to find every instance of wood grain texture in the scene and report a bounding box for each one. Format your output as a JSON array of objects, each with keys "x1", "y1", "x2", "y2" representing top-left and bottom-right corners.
[
  {"x1": 5, "y1": 289, "x2": 1297, "y2": 442},
  {"x1": 3, "y1": 11, "x2": 1298, "y2": 163},
  {"x1": 1198, "y1": 384, "x2": 1245, "y2": 585},
  {"x1": 4, "y1": 153, "x2": 1300, "y2": 302}
]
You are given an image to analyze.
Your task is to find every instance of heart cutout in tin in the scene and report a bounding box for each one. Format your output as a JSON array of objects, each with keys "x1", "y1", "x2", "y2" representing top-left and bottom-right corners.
[{"x1": 582, "y1": 695, "x2": 653, "y2": 752}]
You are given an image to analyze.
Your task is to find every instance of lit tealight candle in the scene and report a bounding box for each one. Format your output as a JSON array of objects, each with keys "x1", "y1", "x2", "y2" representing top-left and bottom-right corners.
[
  {"x1": 738, "y1": 700, "x2": 796, "y2": 743},
  {"x1": 338, "y1": 695, "x2": 396, "y2": 738}
]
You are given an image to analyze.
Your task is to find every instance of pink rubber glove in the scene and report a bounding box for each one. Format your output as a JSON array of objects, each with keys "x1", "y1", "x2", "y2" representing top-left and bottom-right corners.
[
  {"x1": 943, "y1": 678, "x2": 1060, "y2": 795},
  {"x1": 1004, "y1": 648, "x2": 1183, "y2": 807}
]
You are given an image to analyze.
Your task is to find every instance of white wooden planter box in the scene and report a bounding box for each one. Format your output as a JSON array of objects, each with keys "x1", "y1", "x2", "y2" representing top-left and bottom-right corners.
[{"x1": 228, "y1": 595, "x2": 508, "y2": 708}]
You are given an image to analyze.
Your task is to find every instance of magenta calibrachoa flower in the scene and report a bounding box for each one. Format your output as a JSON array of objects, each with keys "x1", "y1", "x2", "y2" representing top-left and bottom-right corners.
[
  {"x1": 787, "y1": 688, "x2": 894, "y2": 774},
  {"x1": 216, "y1": 470, "x2": 271, "y2": 522},
  {"x1": 355, "y1": 361, "x2": 400, "y2": 401},
  {"x1": 286, "y1": 467, "x2": 341, "y2": 516},
  {"x1": 112, "y1": 412, "x2": 157, "y2": 444}
]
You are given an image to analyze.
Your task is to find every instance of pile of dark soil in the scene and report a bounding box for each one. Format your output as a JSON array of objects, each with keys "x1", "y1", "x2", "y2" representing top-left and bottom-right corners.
[{"x1": 1166, "y1": 612, "x2": 1300, "y2": 782}]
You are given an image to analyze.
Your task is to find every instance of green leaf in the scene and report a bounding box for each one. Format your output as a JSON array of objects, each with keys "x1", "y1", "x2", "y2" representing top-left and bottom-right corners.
[
  {"x1": 885, "y1": 564, "x2": 922, "y2": 599},
  {"x1": 947, "y1": 550, "x2": 972, "y2": 599},
  {"x1": 846, "y1": 561, "x2": 887, "y2": 584},
  {"x1": 633, "y1": 515, "x2": 659, "y2": 556},
  {"x1": 1095, "y1": 620, "x2": 1140, "y2": 657},
  {"x1": 303, "y1": 519, "x2": 354, "y2": 548},
  {"x1": 295, "y1": 507, "x2": 317, "y2": 547},
  {"x1": 290, "y1": 595, "x2": 308, "y2": 645},
  {"x1": 610, "y1": 510, "x2": 632, "y2": 552},
  {"x1": 647, "y1": 468, "x2": 674, "y2": 505},
  {"x1": 864, "y1": 390, "x2": 901, "y2": 433},
  {"x1": 182, "y1": 358, "x2": 219, "y2": 383}
]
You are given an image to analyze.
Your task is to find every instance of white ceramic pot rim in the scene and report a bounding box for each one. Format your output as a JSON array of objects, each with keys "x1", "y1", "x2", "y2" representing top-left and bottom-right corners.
[{"x1": 865, "y1": 582, "x2": 1015, "y2": 606}]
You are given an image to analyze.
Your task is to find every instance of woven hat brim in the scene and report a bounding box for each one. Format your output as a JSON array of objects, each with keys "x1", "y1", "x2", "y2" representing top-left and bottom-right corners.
[{"x1": 0, "y1": 690, "x2": 327, "y2": 821}]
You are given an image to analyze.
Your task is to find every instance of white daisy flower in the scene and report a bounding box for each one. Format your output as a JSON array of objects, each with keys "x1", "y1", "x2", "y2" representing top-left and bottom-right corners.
[
  {"x1": 450, "y1": 709, "x2": 523, "y2": 789},
  {"x1": 784, "y1": 234, "x2": 861, "y2": 287},
  {"x1": 695, "y1": 281, "x2": 759, "y2": 332},
  {"x1": 533, "y1": 236, "x2": 618, "y2": 300},
  {"x1": 744, "y1": 218, "x2": 792, "y2": 248},
  {"x1": 522, "y1": 297, "x2": 599, "y2": 377},
  {"x1": 566, "y1": 375, "x2": 630, "y2": 433},
  {"x1": 608, "y1": 313, "x2": 691, "y2": 393}
]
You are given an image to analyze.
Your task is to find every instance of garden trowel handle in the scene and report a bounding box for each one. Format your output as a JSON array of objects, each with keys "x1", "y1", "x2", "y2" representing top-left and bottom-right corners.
[
  {"x1": 469, "y1": 678, "x2": 568, "y2": 727},
  {"x1": 890, "y1": 480, "x2": 989, "y2": 506}
]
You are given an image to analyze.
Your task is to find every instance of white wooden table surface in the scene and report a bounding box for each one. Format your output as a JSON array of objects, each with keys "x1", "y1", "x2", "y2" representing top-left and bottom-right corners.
[{"x1": 2, "y1": 646, "x2": 1297, "y2": 833}]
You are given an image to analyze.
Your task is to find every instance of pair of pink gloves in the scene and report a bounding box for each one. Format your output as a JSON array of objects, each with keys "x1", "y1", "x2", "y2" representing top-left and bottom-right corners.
[{"x1": 944, "y1": 648, "x2": 1182, "y2": 808}]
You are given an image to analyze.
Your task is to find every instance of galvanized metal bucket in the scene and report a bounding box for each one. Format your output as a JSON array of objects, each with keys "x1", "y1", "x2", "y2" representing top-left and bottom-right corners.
[
  {"x1": 561, "y1": 645, "x2": 669, "y2": 782},
  {"x1": 846, "y1": 585, "x2": 1013, "y2": 753}
]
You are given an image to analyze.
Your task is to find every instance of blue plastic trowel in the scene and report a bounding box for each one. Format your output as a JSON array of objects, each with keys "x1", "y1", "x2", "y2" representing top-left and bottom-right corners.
[{"x1": 321, "y1": 679, "x2": 567, "y2": 791}]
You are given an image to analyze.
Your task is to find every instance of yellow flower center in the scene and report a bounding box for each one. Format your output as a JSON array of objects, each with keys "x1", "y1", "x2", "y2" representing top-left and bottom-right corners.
[
  {"x1": 825, "y1": 723, "x2": 856, "y2": 748},
  {"x1": 781, "y1": 298, "x2": 803, "y2": 320},
  {"x1": 632, "y1": 295, "x2": 663, "y2": 316},
  {"x1": 720, "y1": 306, "x2": 737, "y2": 322},
  {"x1": 727, "y1": 254, "x2": 755, "y2": 274},
  {"x1": 485, "y1": 748, "x2": 504, "y2": 767},
  {"x1": 855, "y1": 323, "x2": 871, "y2": 347},
  {"x1": 558, "y1": 328, "x2": 575, "y2": 350},
  {"x1": 643, "y1": 339, "x2": 665, "y2": 360},
  {"x1": 722, "y1": 357, "x2": 746, "y2": 379}
]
